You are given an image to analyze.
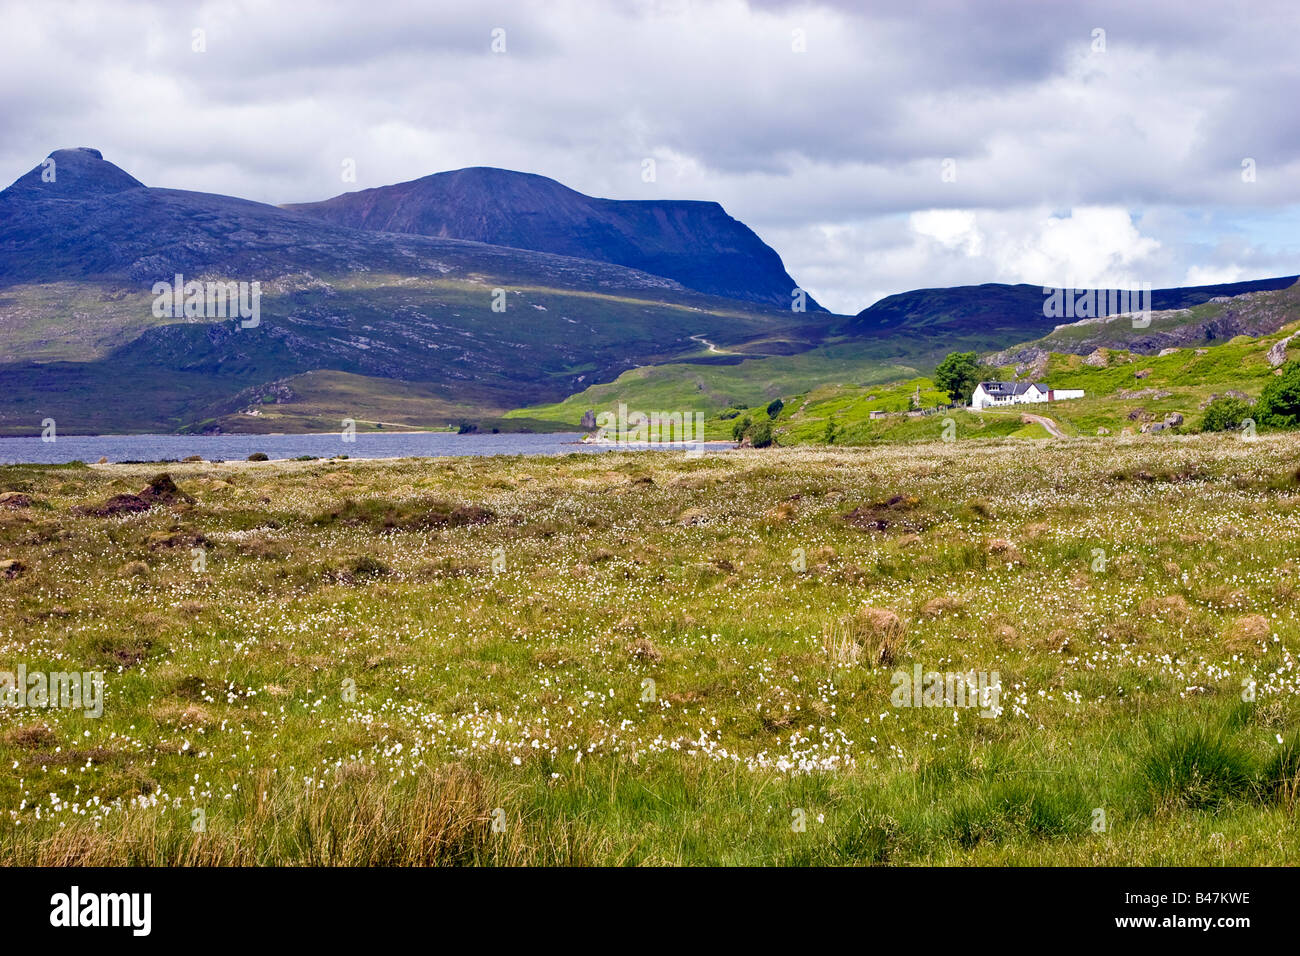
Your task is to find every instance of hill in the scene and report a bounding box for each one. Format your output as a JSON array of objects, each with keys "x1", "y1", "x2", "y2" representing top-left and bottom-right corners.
[
  {"x1": 988, "y1": 279, "x2": 1300, "y2": 371},
  {"x1": 838, "y1": 276, "x2": 1299, "y2": 352},
  {"x1": 725, "y1": 319, "x2": 1300, "y2": 447},
  {"x1": 285, "y1": 166, "x2": 822, "y2": 310},
  {"x1": 5, "y1": 148, "x2": 1299, "y2": 438},
  {"x1": 505, "y1": 276, "x2": 1300, "y2": 431},
  {"x1": 0, "y1": 149, "x2": 806, "y2": 435}
]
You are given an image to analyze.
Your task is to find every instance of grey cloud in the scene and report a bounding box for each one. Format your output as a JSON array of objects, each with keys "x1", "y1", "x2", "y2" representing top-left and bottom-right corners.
[{"x1": 2, "y1": 0, "x2": 1297, "y2": 313}]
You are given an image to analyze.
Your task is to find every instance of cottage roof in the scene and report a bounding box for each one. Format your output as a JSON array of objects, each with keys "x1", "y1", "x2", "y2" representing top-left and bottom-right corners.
[{"x1": 977, "y1": 381, "x2": 1047, "y2": 396}]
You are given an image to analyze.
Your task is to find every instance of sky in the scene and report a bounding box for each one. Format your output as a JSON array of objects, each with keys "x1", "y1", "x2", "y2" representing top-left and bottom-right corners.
[{"x1": 3, "y1": 0, "x2": 1299, "y2": 314}]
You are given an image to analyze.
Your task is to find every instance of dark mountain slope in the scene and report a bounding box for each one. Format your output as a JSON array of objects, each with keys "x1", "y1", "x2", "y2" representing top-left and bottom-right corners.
[
  {"x1": 0, "y1": 149, "x2": 803, "y2": 434},
  {"x1": 841, "y1": 276, "x2": 1299, "y2": 343},
  {"x1": 0, "y1": 152, "x2": 693, "y2": 292},
  {"x1": 986, "y1": 278, "x2": 1300, "y2": 369},
  {"x1": 284, "y1": 166, "x2": 821, "y2": 310}
]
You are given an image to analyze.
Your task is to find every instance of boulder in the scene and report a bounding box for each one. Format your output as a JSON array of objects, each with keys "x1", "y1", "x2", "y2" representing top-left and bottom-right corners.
[
  {"x1": 1082, "y1": 348, "x2": 1109, "y2": 367},
  {"x1": 1164, "y1": 412, "x2": 1184, "y2": 427},
  {"x1": 1135, "y1": 368, "x2": 1153, "y2": 379},
  {"x1": 1267, "y1": 332, "x2": 1296, "y2": 367}
]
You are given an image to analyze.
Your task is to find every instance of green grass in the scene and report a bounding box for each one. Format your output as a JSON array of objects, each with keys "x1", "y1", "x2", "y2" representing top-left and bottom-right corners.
[
  {"x1": 2, "y1": 433, "x2": 1299, "y2": 864},
  {"x1": 504, "y1": 343, "x2": 919, "y2": 431},
  {"x1": 709, "y1": 320, "x2": 1300, "y2": 447}
]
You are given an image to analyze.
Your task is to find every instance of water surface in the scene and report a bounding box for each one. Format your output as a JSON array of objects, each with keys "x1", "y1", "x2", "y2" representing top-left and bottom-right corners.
[{"x1": 0, "y1": 432, "x2": 636, "y2": 464}]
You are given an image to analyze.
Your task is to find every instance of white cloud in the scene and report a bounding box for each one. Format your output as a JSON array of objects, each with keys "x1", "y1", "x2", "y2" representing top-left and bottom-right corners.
[
  {"x1": 1184, "y1": 264, "x2": 1246, "y2": 286},
  {"x1": 2, "y1": 0, "x2": 1298, "y2": 313}
]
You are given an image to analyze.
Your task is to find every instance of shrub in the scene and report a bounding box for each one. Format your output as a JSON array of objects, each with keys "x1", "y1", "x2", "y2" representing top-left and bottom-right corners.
[
  {"x1": 731, "y1": 415, "x2": 752, "y2": 442},
  {"x1": 766, "y1": 398, "x2": 784, "y2": 419},
  {"x1": 749, "y1": 421, "x2": 774, "y2": 448},
  {"x1": 1200, "y1": 396, "x2": 1253, "y2": 433},
  {"x1": 1254, "y1": 359, "x2": 1300, "y2": 428},
  {"x1": 247, "y1": 452, "x2": 269, "y2": 461}
]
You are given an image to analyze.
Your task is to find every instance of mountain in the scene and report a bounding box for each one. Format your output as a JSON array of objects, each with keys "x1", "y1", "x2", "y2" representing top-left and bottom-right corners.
[
  {"x1": 4, "y1": 147, "x2": 1298, "y2": 438},
  {"x1": 987, "y1": 278, "x2": 1300, "y2": 371},
  {"x1": 4, "y1": 146, "x2": 144, "y2": 198},
  {"x1": 284, "y1": 166, "x2": 822, "y2": 311},
  {"x1": 0, "y1": 149, "x2": 804, "y2": 435},
  {"x1": 841, "y1": 276, "x2": 1299, "y2": 346},
  {"x1": 502, "y1": 275, "x2": 1300, "y2": 428}
]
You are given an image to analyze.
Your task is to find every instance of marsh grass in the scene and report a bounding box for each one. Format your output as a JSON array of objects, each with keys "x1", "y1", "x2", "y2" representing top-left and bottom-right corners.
[{"x1": 2, "y1": 435, "x2": 1299, "y2": 864}]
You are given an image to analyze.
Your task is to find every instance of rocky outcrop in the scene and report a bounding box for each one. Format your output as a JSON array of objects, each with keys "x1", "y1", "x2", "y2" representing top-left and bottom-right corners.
[
  {"x1": 982, "y1": 281, "x2": 1300, "y2": 366},
  {"x1": 1117, "y1": 387, "x2": 1172, "y2": 400},
  {"x1": 1268, "y1": 331, "x2": 1297, "y2": 367},
  {"x1": 1200, "y1": 390, "x2": 1250, "y2": 409}
]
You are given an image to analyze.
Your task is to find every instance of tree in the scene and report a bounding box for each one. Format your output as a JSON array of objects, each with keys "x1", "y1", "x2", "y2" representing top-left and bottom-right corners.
[
  {"x1": 731, "y1": 415, "x2": 752, "y2": 442},
  {"x1": 933, "y1": 352, "x2": 982, "y2": 405},
  {"x1": 749, "y1": 421, "x2": 775, "y2": 448},
  {"x1": 1200, "y1": 396, "x2": 1253, "y2": 433},
  {"x1": 823, "y1": 418, "x2": 841, "y2": 445},
  {"x1": 766, "y1": 398, "x2": 784, "y2": 419},
  {"x1": 1255, "y1": 361, "x2": 1300, "y2": 428}
]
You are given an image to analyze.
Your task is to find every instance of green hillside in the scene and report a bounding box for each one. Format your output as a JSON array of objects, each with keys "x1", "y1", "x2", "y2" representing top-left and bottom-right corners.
[
  {"x1": 995, "y1": 324, "x2": 1298, "y2": 437},
  {"x1": 680, "y1": 321, "x2": 1300, "y2": 447},
  {"x1": 503, "y1": 343, "x2": 920, "y2": 431}
]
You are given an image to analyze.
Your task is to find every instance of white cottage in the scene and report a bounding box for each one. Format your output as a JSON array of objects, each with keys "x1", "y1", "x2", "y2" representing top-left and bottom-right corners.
[{"x1": 970, "y1": 381, "x2": 1084, "y2": 410}]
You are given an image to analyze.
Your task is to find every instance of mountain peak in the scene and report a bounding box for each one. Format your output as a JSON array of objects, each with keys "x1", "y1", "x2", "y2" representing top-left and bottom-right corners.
[
  {"x1": 5, "y1": 147, "x2": 145, "y2": 197},
  {"x1": 285, "y1": 165, "x2": 817, "y2": 309}
]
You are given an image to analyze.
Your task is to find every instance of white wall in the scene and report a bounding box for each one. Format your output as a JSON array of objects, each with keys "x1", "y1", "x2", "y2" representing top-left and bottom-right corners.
[{"x1": 973, "y1": 385, "x2": 1085, "y2": 408}]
